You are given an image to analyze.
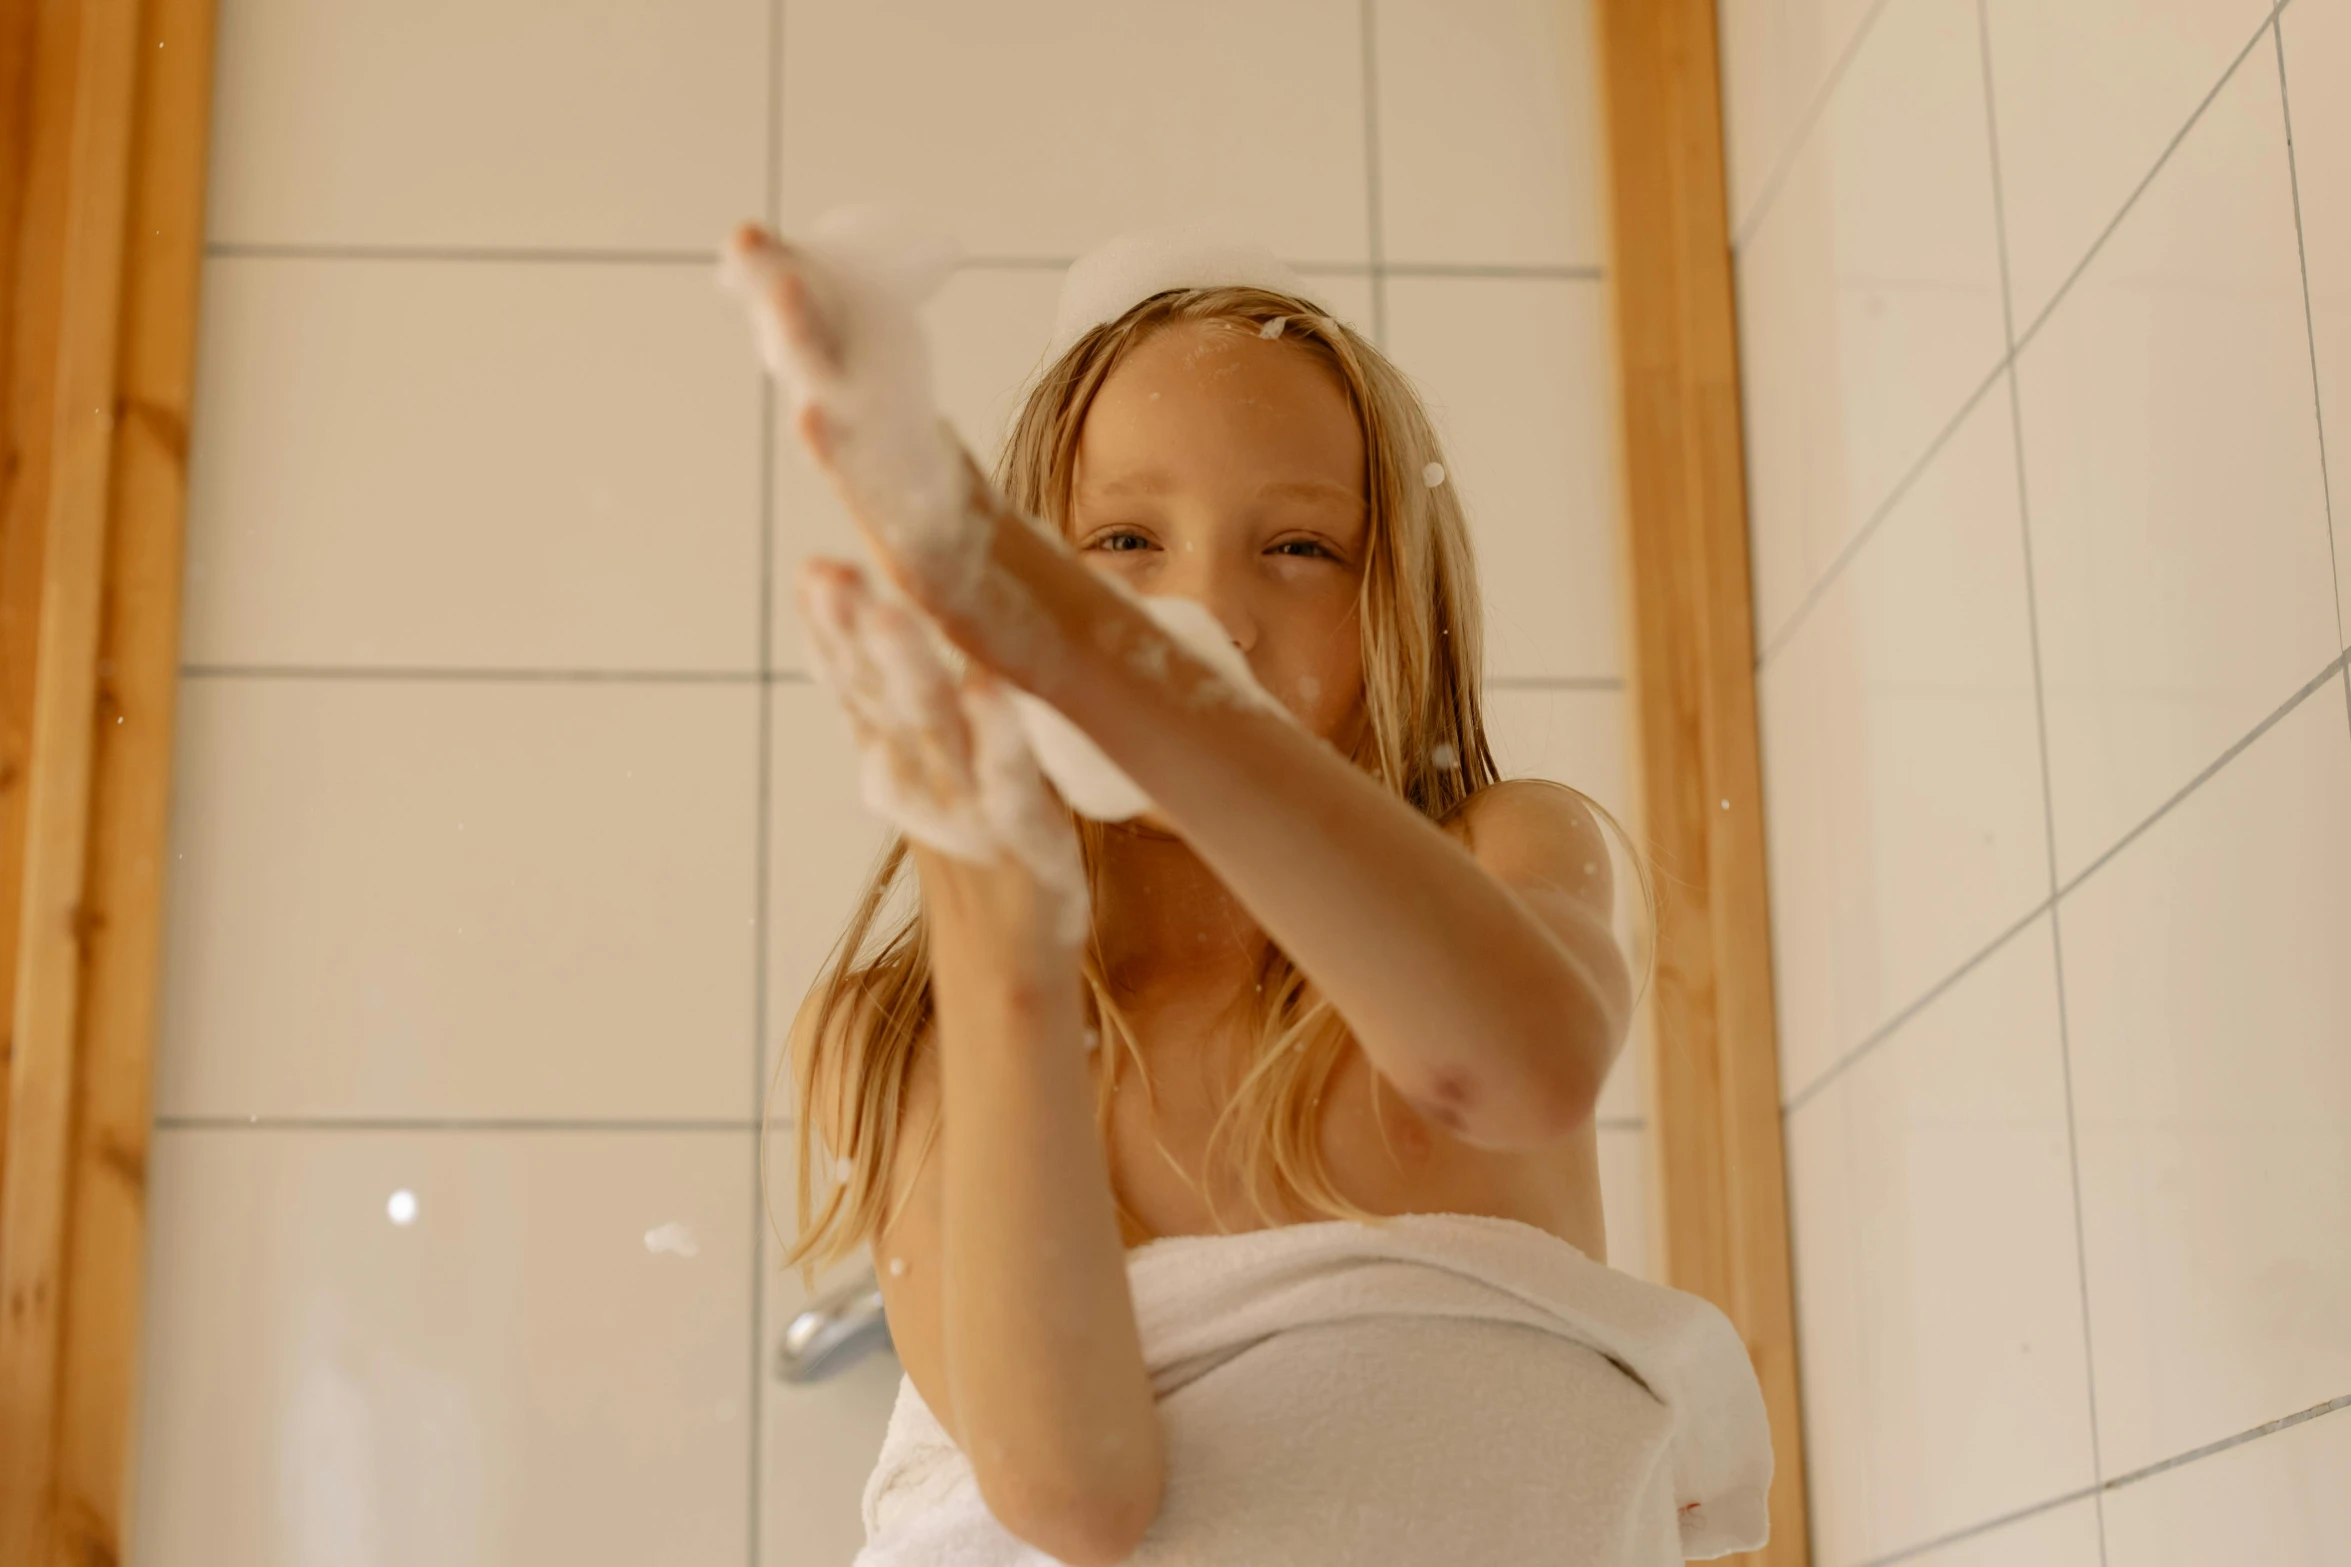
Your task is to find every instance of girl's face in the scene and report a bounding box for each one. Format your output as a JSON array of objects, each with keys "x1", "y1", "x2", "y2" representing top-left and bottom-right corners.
[{"x1": 1069, "y1": 319, "x2": 1371, "y2": 755}]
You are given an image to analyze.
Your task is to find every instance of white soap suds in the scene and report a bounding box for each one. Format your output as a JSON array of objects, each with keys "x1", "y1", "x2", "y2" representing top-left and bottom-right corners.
[
  {"x1": 1044, "y1": 226, "x2": 1335, "y2": 362},
  {"x1": 1422, "y1": 462, "x2": 1447, "y2": 489},
  {"x1": 386, "y1": 1189, "x2": 418, "y2": 1226},
  {"x1": 833, "y1": 1155, "x2": 853, "y2": 1181},
  {"x1": 798, "y1": 561, "x2": 1090, "y2": 946},
  {"x1": 1430, "y1": 742, "x2": 1460, "y2": 770},
  {"x1": 888, "y1": 1256, "x2": 908, "y2": 1277},
  {"x1": 1012, "y1": 593, "x2": 1292, "y2": 821},
  {"x1": 644, "y1": 1221, "x2": 701, "y2": 1259},
  {"x1": 1258, "y1": 316, "x2": 1286, "y2": 340}
]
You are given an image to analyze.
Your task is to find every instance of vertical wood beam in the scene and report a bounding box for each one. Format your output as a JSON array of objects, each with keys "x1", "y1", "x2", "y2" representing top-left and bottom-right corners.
[
  {"x1": 1590, "y1": 4, "x2": 1812, "y2": 1564},
  {"x1": 0, "y1": 1, "x2": 214, "y2": 1561}
]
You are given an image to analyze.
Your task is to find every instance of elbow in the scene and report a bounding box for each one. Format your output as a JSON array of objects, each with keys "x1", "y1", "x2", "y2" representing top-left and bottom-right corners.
[{"x1": 983, "y1": 1449, "x2": 1165, "y2": 1566}]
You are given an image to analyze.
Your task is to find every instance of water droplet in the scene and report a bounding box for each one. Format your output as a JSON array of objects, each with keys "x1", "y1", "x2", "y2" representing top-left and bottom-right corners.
[
  {"x1": 832, "y1": 1155, "x2": 853, "y2": 1181},
  {"x1": 888, "y1": 1256, "x2": 908, "y2": 1277},
  {"x1": 1421, "y1": 462, "x2": 1446, "y2": 489},
  {"x1": 386, "y1": 1189, "x2": 419, "y2": 1226}
]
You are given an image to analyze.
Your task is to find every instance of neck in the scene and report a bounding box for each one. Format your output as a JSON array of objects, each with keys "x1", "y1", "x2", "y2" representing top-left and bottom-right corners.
[{"x1": 1089, "y1": 821, "x2": 1266, "y2": 1006}]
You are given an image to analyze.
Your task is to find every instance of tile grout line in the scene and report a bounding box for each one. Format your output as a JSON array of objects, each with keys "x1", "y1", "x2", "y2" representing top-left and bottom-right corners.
[
  {"x1": 1782, "y1": 641, "x2": 2351, "y2": 1117},
  {"x1": 2005, "y1": 6, "x2": 2283, "y2": 353},
  {"x1": 1849, "y1": 1391, "x2": 2351, "y2": 1567},
  {"x1": 751, "y1": 3, "x2": 786, "y2": 1557},
  {"x1": 1727, "y1": 0, "x2": 1900, "y2": 254},
  {"x1": 2267, "y1": 7, "x2": 2351, "y2": 755},
  {"x1": 200, "y1": 241, "x2": 1600, "y2": 283},
  {"x1": 1758, "y1": 0, "x2": 2291, "y2": 675},
  {"x1": 1359, "y1": 0, "x2": 1388, "y2": 348},
  {"x1": 1972, "y1": 2, "x2": 2108, "y2": 1547}
]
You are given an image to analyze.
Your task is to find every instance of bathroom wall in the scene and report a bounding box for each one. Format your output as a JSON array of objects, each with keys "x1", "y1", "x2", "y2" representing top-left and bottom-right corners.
[
  {"x1": 1725, "y1": 1, "x2": 2351, "y2": 1564},
  {"x1": 132, "y1": 2, "x2": 1648, "y2": 1562}
]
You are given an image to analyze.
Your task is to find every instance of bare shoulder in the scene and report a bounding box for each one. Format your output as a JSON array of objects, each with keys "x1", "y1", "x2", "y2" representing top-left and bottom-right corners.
[{"x1": 1448, "y1": 778, "x2": 1616, "y2": 913}]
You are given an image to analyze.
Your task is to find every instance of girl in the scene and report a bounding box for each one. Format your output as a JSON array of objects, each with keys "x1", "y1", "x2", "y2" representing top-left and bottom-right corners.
[{"x1": 743, "y1": 223, "x2": 1645, "y2": 1566}]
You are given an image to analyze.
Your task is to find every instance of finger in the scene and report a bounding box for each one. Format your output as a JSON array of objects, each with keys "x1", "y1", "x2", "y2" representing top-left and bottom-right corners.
[{"x1": 774, "y1": 267, "x2": 846, "y2": 376}]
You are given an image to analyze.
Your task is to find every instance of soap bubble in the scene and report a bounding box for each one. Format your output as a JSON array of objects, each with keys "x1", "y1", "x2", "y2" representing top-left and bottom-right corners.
[
  {"x1": 386, "y1": 1189, "x2": 418, "y2": 1226},
  {"x1": 1422, "y1": 462, "x2": 1447, "y2": 489}
]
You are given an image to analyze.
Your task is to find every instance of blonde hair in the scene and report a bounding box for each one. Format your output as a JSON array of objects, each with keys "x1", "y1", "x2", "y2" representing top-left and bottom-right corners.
[{"x1": 772, "y1": 287, "x2": 1646, "y2": 1289}]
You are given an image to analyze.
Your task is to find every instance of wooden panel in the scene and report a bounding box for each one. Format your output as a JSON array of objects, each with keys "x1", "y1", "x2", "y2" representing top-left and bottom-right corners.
[
  {"x1": 0, "y1": 0, "x2": 214, "y2": 1561},
  {"x1": 1589, "y1": 3, "x2": 1812, "y2": 1565}
]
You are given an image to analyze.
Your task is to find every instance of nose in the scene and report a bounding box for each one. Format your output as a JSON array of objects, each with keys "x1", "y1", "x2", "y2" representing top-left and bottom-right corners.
[{"x1": 1155, "y1": 539, "x2": 1258, "y2": 655}]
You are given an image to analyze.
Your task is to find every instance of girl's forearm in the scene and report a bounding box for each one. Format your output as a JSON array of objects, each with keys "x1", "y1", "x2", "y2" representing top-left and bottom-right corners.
[
  {"x1": 936, "y1": 974, "x2": 1163, "y2": 1557},
  {"x1": 981, "y1": 518, "x2": 1622, "y2": 1145}
]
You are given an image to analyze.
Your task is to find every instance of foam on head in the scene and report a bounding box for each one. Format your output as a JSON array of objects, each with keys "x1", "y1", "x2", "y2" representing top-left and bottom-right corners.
[{"x1": 1045, "y1": 225, "x2": 1337, "y2": 361}]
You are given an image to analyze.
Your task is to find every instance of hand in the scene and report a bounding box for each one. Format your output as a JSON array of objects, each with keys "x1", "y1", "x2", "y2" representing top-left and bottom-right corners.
[
  {"x1": 796, "y1": 558, "x2": 1089, "y2": 958},
  {"x1": 725, "y1": 223, "x2": 1020, "y2": 632}
]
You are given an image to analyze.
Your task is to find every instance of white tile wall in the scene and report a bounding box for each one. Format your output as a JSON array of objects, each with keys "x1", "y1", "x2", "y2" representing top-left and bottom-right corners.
[
  {"x1": 1759, "y1": 383, "x2": 2047, "y2": 1100},
  {"x1": 2281, "y1": 0, "x2": 2351, "y2": 647},
  {"x1": 137, "y1": 1129, "x2": 756, "y2": 1566},
  {"x1": 2102, "y1": 1404, "x2": 2351, "y2": 1567},
  {"x1": 1738, "y1": 2, "x2": 2351, "y2": 1559},
  {"x1": 186, "y1": 258, "x2": 765, "y2": 673},
  {"x1": 159, "y1": 679, "x2": 761, "y2": 1122},
  {"x1": 207, "y1": 0, "x2": 771, "y2": 250},
  {"x1": 1734, "y1": 0, "x2": 2008, "y2": 652},
  {"x1": 1716, "y1": 0, "x2": 1884, "y2": 243},
  {"x1": 1981, "y1": 0, "x2": 2275, "y2": 332},
  {"x1": 1785, "y1": 920, "x2": 2097, "y2": 1566},
  {"x1": 1372, "y1": 0, "x2": 1604, "y2": 270},
  {"x1": 1384, "y1": 277, "x2": 1624, "y2": 681},
  {"x1": 157, "y1": 3, "x2": 1645, "y2": 1561},
  {"x1": 775, "y1": 0, "x2": 1371, "y2": 265},
  {"x1": 2061, "y1": 691, "x2": 2351, "y2": 1478},
  {"x1": 1903, "y1": 1500, "x2": 2103, "y2": 1567},
  {"x1": 2013, "y1": 47, "x2": 2336, "y2": 884}
]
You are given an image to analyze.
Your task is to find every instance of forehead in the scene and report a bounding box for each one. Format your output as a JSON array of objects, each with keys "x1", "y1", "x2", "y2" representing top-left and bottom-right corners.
[{"x1": 1074, "y1": 320, "x2": 1367, "y2": 499}]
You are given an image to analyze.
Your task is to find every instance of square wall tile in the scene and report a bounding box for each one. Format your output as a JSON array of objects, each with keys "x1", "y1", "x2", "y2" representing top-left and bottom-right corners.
[
  {"x1": 2060, "y1": 688, "x2": 2351, "y2": 1477},
  {"x1": 1904, "y1": 1499, "x2": 2103, "y2": 1567},
  {"x1": 1372, "y1": 0, "x2": 1604, "y2": 269},
  {"x1": 777, "y1": 0, "x2": 1370, "y2": 266},
  {"x1": 759, "y1": 1127, "x2": 903, "y2": 1567},
  {"x1": 137, "y1": 1129, "x2": 754, "y2": 1566},
  {"x1": 1759, "y1": 384, "x2": 2047, "y2": 1100},
  {"x1": 187, "y1": 259, "x2": 763, "y2": 673},
  {"x1": 1837, "y1": 918, "x2": 2096, "y2": 1560},
  {"x1": 771, "y1": 266, "x2": 1065, "y2": 675},
  {"x1": 2281, "y1": 0, "x2": 2351, "y2": 645},
  {"x1": 1385, "y1": 277, "x2": 1623, "y2": 682},
  {"x1": 1982, "y1": 0, "x2": 2275, "y2": 331},
  {"x1": 765, "y1": 683, "x2": 896, "y2": 1110},
  {"x1": 1735, "y1": 0, "x2": 2007, "y2": 652},
  {"x1": 207, "y1": 0, "x2": 769, "y2": 249},
  {"x1": 160, "y1": 680, "x2": 760, "y2": 1122},
  {"x1": 2104, "y1": 1405, "x2": 2351, "y2": 1567},
  {"x1": 1717, "y1": 0, "x2": 1882, "y2": 242},
  {"x1": 1784, "y1": 1085, "x2": 1873, "y2": 1567},
  {"x1": 2014, "y1": 53, "x2": 2337, "y2": 883}
]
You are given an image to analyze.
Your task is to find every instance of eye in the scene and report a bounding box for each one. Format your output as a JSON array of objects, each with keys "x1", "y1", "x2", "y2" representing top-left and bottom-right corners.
[
  {"x1": 1086, "y1": 528, "x2": 1154, "y2": 554},
  {"x1": 1269, "y1": 537, "x2": 1339, "y2": 561}
]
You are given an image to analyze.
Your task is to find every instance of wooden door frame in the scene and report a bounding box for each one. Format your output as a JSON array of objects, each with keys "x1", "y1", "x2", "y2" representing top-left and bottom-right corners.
[
  {"x1": 0, "y1": 1, "x2": 217, "y2": 1561},
  {"x1": 1592, "y1": 4, "x2": 1813, "y2": 1564}
]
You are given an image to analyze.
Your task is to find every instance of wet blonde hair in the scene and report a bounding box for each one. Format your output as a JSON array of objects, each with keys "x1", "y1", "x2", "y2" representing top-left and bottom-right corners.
[{"x1": 773, "y1": 286, "x2": 1645, "y2": 1289}]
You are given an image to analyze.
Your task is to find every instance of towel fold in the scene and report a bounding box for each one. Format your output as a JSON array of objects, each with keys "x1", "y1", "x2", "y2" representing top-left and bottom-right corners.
[{"x1": 856, "y1": 1211, "x2": 1772, "y2": 1565}]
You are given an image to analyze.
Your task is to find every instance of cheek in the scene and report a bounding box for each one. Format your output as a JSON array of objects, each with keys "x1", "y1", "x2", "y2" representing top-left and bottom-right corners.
[{"x1": 1267, "y1": 610, "x2": 1365, "y2": 740}]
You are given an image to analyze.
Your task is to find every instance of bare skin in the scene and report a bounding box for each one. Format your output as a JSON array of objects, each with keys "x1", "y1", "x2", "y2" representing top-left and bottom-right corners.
[{"x1": 753, "y1": 224, "x2": 1633, "y2": 1564}]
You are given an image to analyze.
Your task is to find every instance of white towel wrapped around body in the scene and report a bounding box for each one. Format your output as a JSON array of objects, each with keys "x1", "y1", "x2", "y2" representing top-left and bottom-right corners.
[{"x1": 854, "y1": 1211, "x2": 1772, "y2": 1565}]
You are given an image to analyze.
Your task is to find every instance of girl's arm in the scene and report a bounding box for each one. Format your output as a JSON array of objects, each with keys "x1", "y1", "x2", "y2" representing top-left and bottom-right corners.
[
  {"x1": 796, "y1": 564, "x2": 1162, "y2": 1565},
  {"x1": 968, "y1": 512, "x2": 1634, "y2": 1150}
]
